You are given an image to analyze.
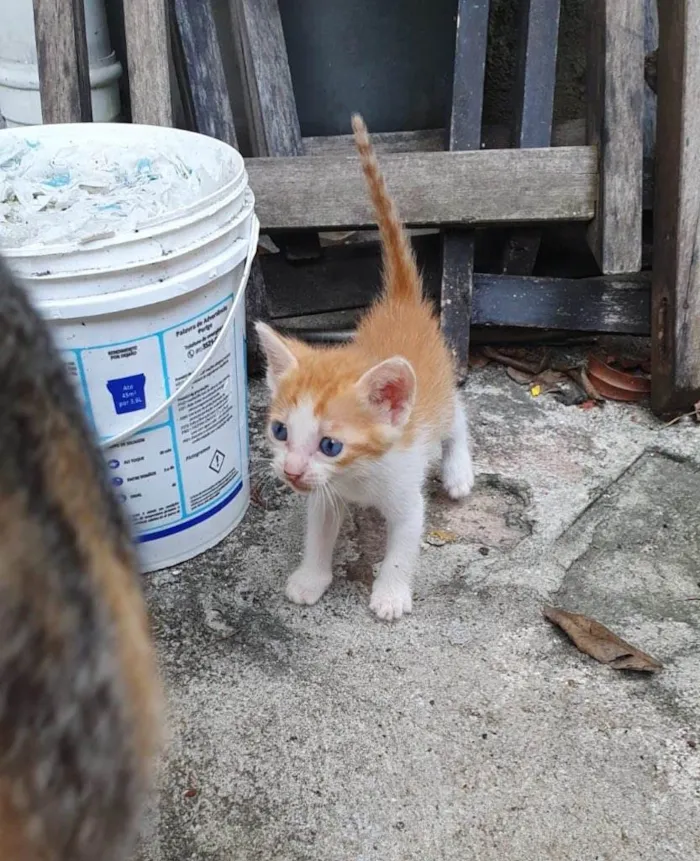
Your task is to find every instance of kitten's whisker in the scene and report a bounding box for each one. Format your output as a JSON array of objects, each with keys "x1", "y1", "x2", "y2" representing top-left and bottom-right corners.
[{"x1": 328, "y1": 482, "x2": 348, "y2": 520}]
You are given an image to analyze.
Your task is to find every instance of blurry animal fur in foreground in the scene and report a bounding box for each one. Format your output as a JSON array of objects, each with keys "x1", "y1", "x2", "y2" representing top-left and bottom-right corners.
[
  {"x1": 256, "y1": 113, "x2": 474, "y2": 622},
  {"x1": 0, "y1": 257, "x2": 161, "y2": 861}
]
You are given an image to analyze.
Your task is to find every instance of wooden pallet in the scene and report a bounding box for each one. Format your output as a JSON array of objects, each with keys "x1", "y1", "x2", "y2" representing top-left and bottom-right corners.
[{"x1": 30, "y1": 0, "x2": 694, "y2": 412}]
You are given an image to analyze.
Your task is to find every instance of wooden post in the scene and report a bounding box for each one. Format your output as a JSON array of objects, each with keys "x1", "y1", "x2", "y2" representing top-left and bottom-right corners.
[
  {"x1": 230, "y1": 0, "x2": 320, "y2": 260},
  {"x1": 171, "y1": 0, "x2": 271, "y2": 373},
  {"x1": 501, "y1": 0, "x2": 561, "y2": 275},
  {"x1": 651, "y1": 0, "x2": 700, "y2": 414},
  {"x1": 440, "y1": 0, "x2": 490, "y2": 380},
  {"x1": 171, "y1": 0, "x2": 237, "y2": 146},
  {"x1": 586, "y1": 0, "x2": 644, "y2": 275},
  {"x1": 123, "y1": 0, "x2": 173, "y2": 126},
  {"x1": 32, "y1": 0, "x2": 92, "y2": 123},
  {"x1": 230, "y1": 0, "x2": 301, "y2": 159},
  {"x1": 643, "y1": 0, "x2": 658, "y2": 168}
]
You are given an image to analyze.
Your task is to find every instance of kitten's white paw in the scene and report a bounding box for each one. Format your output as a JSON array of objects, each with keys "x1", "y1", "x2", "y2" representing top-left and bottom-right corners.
[
  {"x1": 370, "y1": 579, "x2": 413, "y2": 621},
  {"x1": 285, "y1": 567, "x2": 332, "y2": 606},
  {"x1": 442, "y1": 453, "x2": 475, "y2": 500}
]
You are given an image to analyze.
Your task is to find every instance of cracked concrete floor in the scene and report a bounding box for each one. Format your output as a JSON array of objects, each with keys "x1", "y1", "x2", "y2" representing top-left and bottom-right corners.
[{"x1": 136, "y1": 368, "x2": 700, "y2": 861}]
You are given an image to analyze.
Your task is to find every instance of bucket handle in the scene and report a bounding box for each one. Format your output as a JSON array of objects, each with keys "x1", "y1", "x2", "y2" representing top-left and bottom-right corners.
[{"x1": 100, "y1": 214, "x2": 260, "y2": 450}]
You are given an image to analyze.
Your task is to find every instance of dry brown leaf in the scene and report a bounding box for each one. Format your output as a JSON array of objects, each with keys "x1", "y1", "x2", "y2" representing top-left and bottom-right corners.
[
  {"x1": 506, "y1": 366, "x2": 533, "y2": 385},
  {"x1": 543, "y1": 606, "x2": 663, "y2": 672}
]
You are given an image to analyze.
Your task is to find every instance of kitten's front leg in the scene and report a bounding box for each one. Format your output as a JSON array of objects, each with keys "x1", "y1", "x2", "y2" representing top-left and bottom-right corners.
[
  {"x1": 371, "y1": 490, "x2": 425, "y2": 621},
  {"x1": 286, "y1": 492, "x2": 343, "y2": 606}
]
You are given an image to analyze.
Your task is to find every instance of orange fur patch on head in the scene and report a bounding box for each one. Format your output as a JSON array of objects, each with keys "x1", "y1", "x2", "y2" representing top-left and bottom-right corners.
[
  {"x1": 268, "y1": 345, "x2": 395, "y2": 466},
  {"x1": 266, "y1": 307, "x2": 456, "y2": 467}
]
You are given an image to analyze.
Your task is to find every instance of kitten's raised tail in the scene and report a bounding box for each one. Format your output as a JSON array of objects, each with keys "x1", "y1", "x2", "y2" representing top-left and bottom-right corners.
[{"x1": 351, "y1": 113, "x2": 422, "y2": 304}]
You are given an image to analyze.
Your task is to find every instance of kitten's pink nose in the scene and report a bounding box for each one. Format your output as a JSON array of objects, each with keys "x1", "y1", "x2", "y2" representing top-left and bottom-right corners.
[{"x1": 283, "y1": 454, "x2": 306, "y2": 479}]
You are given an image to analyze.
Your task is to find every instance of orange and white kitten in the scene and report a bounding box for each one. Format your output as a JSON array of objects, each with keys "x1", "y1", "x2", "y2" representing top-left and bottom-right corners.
[{"x1": 256, "y1": 114, "x2": 474, "y2": 621}]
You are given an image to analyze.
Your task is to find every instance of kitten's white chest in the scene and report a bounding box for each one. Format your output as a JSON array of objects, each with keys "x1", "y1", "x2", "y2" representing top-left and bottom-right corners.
[{"x1": 333, "y1": 438, "x2": 438, "y2": 508}]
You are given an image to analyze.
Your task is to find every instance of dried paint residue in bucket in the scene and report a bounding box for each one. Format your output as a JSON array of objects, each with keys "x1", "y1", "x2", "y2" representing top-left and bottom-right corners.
[{"x1": 0, "y1": 138, "x2": 233, "y2": 248}]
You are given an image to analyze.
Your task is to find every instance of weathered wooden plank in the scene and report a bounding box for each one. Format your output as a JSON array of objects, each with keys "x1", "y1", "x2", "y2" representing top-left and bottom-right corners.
[
  {"x1": 502, "y1": 0, "x2": 561, "y2": 275},
  {"x1": 230, "y1": 0, "x2": 320, "y2": 261},
  {"x1": 245, "y1": 146, "x2": 597, "y2": 231},
  {"x1": 440, "y1": 230, "x2": 476, "y2": 378},
  {"x1": 170, "y1": 0, "x2": 272, "y2": 372},
  {"x1": 510, "y1": 0, "x2": 561, "y2": 148},
  {"x1": 306, "y1": 123, "x2": 654, "y2": 210},
  {"x1": 260, "y1": 242, "x2": 651, "y2": 335},
  {"x1": 472, "y1": 274, "x2": 650, "y2": 333},
  {"x1": 440, "y1": 0, "x2": 490, "y2": 380},
  {"x1": 230, "y1": 0, "x2": 301, "y2": 157},
  {"x1": 304, "y1": 120, "x2": 655, "y2": 210},
  {"x1": 643, "y1": 0, "x2": 658, "y2": 160},
  {"x1": 32, "y1": 0, "x2": 92, "y2": 123},
  {"x1": 124, "y1": 0, "x2": 173, "y2": 126},
  {"x1": 171, "y1": 0, "x2": 237, "y2": 146},
  {"x1": 276, "y1": 315, "x2": 630, "y2": 347},
  {"x1": 642, "y1": 0, "x2": 658, "y2": 227},
  {"x1": 586, "y1": 0, "x2": 644, "y2": 274},
  {"x1": 244, "y1": 258, "x2": 273, "y2": 375},
  {"x1": 651, "y1": 0, "x2": 700, "y2": 414}
]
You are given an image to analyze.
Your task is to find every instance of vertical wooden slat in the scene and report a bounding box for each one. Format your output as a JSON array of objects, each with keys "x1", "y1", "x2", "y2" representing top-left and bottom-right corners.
[
  {"x1": 171, "y1": 0, "x2": 237, "y2": 146},
  {"x1": 171, "y1": 0, "x2": 271, "y2": 372},
  {"x1": 440, "y1": 0, "x2": 490, "y2": 379},
  {"x1": 651, "y1": 0, "x2": 700, "y2": 414},
  {"x1": 230, "y1": 0, "x2": 320, "y2": 260},
  {"x1": 244, "y1": 263, "x2": 273, "y2": 370},
  {"x1": 586, "y1": 0, "x2": 644, "y2": 275},
  {"x1": 123, "y1": 0, "x2": 173, "y2": 126},
  {"x1": 501, "y1": 0, "x2": 561, "y2": 275},
  {"x1": 643, "y1": 0, "x2": 658, "y2": 166},
  {"x1": 230, "y1": 0, "x2": 302, "y2": 158},
  {"x1": 32, "y1": 0, "x2": 92, "y2": 123}
]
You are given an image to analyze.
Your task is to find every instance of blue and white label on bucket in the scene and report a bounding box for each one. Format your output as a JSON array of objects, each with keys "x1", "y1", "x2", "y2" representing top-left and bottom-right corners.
[
  {"x1": 61, "y1": 294, "x2": 245, "y2": 544},
  {"x1": 106, "y1": 374, "x2": 147, "y2": 414}
]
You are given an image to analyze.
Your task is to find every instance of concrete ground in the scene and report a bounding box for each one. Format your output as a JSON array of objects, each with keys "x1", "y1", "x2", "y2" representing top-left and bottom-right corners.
[{"x1": 136, "y1": 365, "x2": 700, "y2": 861}]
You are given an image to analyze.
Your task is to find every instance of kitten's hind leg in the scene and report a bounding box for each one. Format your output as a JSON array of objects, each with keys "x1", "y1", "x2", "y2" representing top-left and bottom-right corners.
[
  {"x1": 286, "y1": 491, "x2": 343, "y2": 606},
  {"x1": 441, "y1": 395, "x2": 474, "y2": 500}
]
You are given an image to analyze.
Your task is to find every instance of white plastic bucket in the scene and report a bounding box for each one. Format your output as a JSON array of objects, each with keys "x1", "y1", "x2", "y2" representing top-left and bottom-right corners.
[
  {"x1": 0, "y1": 123, "x2": 258, "y2": 572},
  {"x1": 0, "y1": 0, "x2": 122, "y2": 127}
]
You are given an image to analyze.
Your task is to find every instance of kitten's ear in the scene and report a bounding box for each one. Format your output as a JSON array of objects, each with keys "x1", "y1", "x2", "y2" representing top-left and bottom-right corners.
[
  {"x1": 255, "y1": 322, "x2": 298, "y2": 391},
  {"x1": 355, "y1": 357, "x2": 416, "y2": 428}
]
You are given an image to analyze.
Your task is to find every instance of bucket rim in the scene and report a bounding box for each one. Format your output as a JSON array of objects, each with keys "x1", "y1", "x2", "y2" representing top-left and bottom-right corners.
[
  {"x1": 35, "y1": 228, "x2": 251, "y2": 320},
  {"x1": 7, "y1": 186, "x2": 254, "y2": 281}
]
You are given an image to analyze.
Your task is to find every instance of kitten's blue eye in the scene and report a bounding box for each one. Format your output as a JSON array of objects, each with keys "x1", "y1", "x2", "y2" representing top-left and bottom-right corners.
[
  {"x1": 319, "y1": 437, "x2": 343, "y2": 457},
  {"x1": 271, "y1": 420, "x2": 288, "y2": 441}
]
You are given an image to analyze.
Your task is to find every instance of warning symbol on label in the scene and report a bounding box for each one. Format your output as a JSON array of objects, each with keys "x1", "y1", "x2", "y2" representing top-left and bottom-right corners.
[{"x1": 209, "y1": 449, "x2": 226, "y2": 473}]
